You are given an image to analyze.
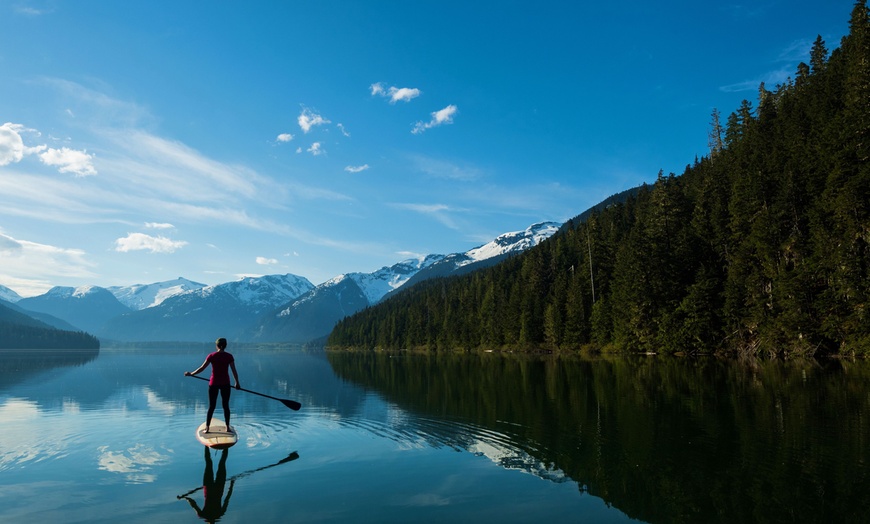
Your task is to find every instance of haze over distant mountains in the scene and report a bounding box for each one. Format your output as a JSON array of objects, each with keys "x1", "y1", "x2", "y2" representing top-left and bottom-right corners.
[{"x1": 3, "y1": 222, "x2": 559, "y2": 345}]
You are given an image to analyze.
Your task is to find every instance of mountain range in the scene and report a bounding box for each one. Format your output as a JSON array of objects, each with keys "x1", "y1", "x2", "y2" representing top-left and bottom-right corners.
[{"x1": 3, "y1": 221, "x2": 560, "y2": 345}]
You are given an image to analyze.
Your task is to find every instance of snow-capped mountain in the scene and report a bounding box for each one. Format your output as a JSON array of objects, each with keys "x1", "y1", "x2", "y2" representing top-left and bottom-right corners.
[
  {"x1": 248, "y1": 222, "x2": 561, "y2": 344},
  {"x1": 0, "y1": 284, "x2": 22, "y2": 303},
  {"x1": 395, "y1": 221, "x2": 561, "y2": 292},
  {"x1": 249, "y1": 255, "x2": 445, "y2": 343},
  {"x1": 16, "y1": 285, "x2": 132, "y2": 334},
  {"x1": 8, "y1": 221, "x2": 560, "y2": 344},
  {"x1": 465, "y1": 221, "x2": 560, "y2": 262},
  {"x1": 294, "y1": 254, "x2": 445, "y2": 309},
  {"x1": 99, "y1": 273, "x2": 314, "y2": 342},
  {"x1": 107, "y1": 277, "x2": 206, "y2": 310}
]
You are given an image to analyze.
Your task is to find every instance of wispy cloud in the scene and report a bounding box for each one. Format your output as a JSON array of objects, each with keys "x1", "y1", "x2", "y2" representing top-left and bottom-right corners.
[
  {"x1": 410, "y1": 155, "x2": 481, "y2": 181},
  {"x1": 0, "y1": 122, "x2": 95, "y2": 175},
  {"x1": 344, "y1": 164, "x2": 370, "y2": 173},
  {"x1": 307, "y1": 142, "x2": 324, "y2": 156},
  {"x1": 720, "y1": 38, "x2": 816, "y2": 94},
  {"x1": 720, "y1": 66, "x2": 793, "y2": 93},
  {"x1": 392, "y1": 202, "x2": 460, "y2": 230},
  {"x1": 14, "y1": 5, "x2": 52, "y2": 16},
  {"x1": 256, "y1": 256, "x2": 278, "y2": 265},
  {"x1": 114, "y1": 233, "x2": 188, "y2": 253},
  {"x1": 298, "y1": 107, "x2": 330, "y2": 133},
  {"x1": 145, "y1": 222, "x2": 174, "y2": 229},
  {"x1": 0, "y1": 231, "x2": 97, "y2": 295},
  {"x1": 371, "y1": 82, "x2": 422, "y2": 104},
  {"x1": 412, "y1": 105, "x2": 458, "y2": 134}
]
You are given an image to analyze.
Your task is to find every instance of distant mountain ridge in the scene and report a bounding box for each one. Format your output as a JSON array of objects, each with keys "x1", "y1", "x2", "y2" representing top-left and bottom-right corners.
[
  {"x1": 0, "y1": 284, "x2": 22, "y2": 303},
  {"x1": 107, "y1": 277, "x2": 206, "y2": 310},
  {"x1": 17, "y1": 286, "x2": 132, "y2": 335},
  {"x1": 99, "y1": 273, "x2": 314, "y2": 342},
  {"x1": 10, "y1": 220, "x2": 561, "y2": 344},
  {"x1": 248, "y1": 221, "x2": 561, "y2": 343}
]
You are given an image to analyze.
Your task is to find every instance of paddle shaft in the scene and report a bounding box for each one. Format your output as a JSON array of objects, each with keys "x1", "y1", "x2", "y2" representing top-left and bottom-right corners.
[{"x1": 187, "y1": 374, "x2": 301, "y2": 410}]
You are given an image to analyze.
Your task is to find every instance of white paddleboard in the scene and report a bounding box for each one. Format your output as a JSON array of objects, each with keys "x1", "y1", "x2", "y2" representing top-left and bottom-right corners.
[{"x1": 195, "y1": 421, "x2": 238, "y2": 449}]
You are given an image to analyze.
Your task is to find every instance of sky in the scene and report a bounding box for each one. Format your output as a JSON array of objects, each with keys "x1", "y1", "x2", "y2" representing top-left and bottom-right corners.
[{"x1": 0, "y1": 0, "x2": 857, "y2": 297}]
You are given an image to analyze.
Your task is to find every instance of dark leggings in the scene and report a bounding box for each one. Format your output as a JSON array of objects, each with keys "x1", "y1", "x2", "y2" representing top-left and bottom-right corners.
[{"x1": 207, "y1": 384, "x2": 232, "y2": 428}]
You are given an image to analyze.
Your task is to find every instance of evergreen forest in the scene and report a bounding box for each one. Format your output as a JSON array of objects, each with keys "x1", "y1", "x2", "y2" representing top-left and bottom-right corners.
[
  {"x1": 0, "y1": 303, "x2": 101, "y2": 350},
  {"x1": 0, "y1": 322, "x2": 101, "y2": 350},
  {"x1": 329, "y1": 2, "x2": 870, "y2": 357}
]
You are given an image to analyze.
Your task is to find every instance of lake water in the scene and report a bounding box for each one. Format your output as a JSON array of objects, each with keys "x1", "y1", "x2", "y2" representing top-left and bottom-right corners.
[{"x1": 2, "y1": 349, "x2": 869, "y2": 523}]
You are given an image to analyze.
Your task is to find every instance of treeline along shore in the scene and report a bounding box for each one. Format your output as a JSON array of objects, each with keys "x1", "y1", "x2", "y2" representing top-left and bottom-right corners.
[{"x1": 328, "y1": 2, "x2": 870, "y2": 357}]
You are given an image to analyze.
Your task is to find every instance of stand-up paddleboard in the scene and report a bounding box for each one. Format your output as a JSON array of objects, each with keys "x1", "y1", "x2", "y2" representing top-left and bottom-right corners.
[{"x1": 195, "y1": 421, "x2": 238, "y2": 449}]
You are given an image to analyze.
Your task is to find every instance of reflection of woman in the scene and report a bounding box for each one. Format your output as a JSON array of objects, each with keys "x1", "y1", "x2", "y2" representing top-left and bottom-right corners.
[
  {"x1": 185, "y1": 338, "x2": 240, "y2": 433},
  {"x1": 181, "y1": 447, "x2": 235, "y2": 523}
]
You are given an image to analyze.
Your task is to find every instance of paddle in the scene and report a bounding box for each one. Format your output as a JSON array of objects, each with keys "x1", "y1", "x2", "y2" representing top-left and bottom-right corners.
[{"x1": 187, "y1": 374, "x2": 301, "y2": 411}]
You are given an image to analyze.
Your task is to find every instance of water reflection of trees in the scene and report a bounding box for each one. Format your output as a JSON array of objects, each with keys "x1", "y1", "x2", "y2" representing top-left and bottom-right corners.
[
  {"x1": 327, "y1": 351, "x2": 870, "y2": 524},
  {"x1": 0, "y1": 349, "x2": 99, "y2": 391}
]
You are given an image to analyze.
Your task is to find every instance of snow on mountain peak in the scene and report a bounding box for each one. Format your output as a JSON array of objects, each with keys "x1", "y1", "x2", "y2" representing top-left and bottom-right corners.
[
  {"x1": 349, "y1": 254, "x2": 445, "y2": 304},
  {"x1": 207, "y1": 273, "x2": 314, "y2": 308},
  {"x1": 0, "y1": 284, "x2": 22, "y2": 303},
  {"x1": 464, "y1": 221, "x2": 560, "y2": 263},
  {"x1": 109, "y1": 277, "x2": 207, "y2": 310},
  {"x1": 72, "y1": 285, "x2": 98, "y2": 298}
]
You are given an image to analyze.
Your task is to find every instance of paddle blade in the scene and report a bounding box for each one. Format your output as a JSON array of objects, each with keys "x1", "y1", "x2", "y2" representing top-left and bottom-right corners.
[{"x1": 282, "y1": 399, "x2": 302, "y2": 411}]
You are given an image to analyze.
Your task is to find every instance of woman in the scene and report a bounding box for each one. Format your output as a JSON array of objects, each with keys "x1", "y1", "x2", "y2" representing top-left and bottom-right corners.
[{"x1": 185, "y1": 338, "x2": 241, "y2": 433}]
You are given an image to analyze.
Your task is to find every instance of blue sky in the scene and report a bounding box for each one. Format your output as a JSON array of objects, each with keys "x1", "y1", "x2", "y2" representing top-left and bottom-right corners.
[{"x1": 0, "y1": 0, "x2": 855, "y2": 296}]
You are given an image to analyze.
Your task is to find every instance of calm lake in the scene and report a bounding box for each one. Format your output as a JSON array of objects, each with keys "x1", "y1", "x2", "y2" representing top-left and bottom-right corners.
[{"x1": 2, "y1": 348, "x2": 869, "y2": 523}]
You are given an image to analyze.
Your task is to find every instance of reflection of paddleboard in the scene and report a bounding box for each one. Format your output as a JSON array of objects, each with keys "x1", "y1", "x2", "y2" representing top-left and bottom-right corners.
[{"x1": 195, "y1": 421, "x2": 238, "y2": 449}]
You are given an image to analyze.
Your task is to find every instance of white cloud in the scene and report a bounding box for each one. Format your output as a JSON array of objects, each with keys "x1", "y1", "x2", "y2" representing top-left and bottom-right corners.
[
  {"x1": 0, "y1": 231, "x2": 97, "y2": 296},
  {"x1": 412, "y1": 105, "x2": 458, "y2": 134},
  {"x1": 256, "y1": 256, "x2": 278, "y2": 265},
  {"x1": 0, "y1": 123, "x2": 27, "y2": 165},
  {"x1": 144, "y1": 222, "x2": 174, "y2": 229},
  {"x1": 114, "y1": 233, "x2": 188, "y2": 253},
  {"x1": 337, "y1": 123, "x2": 350, "y2": 137},
  {"x1": 307, "y1": 142, "x2": 324, "y2": 156},
  {"x1": 0, "y1": 122, "x2": 96, "y2": 176},
  {"x1": 389, "y1": 87, "x2": 421, "y2": 103},
  {"x1": 298, "y1": 108, "x2": 330, "y2": 133},
  {"x1": 371, "y1": 83, "x2": 421, "y2": 103},
  {"x1": 276, "y1": 133, "x2": 294, "y2": 142},
  {"x1": 0, "y1": 123, "x2": 52, "y2": 167},
  {"x1": 345, "y1": 164, "x2": 370, "y2": 173},
  {"x1": 38, "y1": 146, "x2": 97, "y2": 176}
]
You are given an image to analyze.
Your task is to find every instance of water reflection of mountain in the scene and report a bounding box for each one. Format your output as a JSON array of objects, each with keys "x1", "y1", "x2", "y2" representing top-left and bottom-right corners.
[
  {"x1": 0, "y1": 349, "x2": 100, "y2": 392},
  {"x1": 1, "y1": 347, "x2": 371, "y2": 419},
  {"x1": 326, "y1": 351, "x2": 870, "y2": 524}
]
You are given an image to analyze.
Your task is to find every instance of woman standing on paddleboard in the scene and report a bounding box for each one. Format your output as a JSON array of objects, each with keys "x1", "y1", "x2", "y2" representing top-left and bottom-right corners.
[{"x1": 185, "y1": 338, "x2": 241, "y2": 433}]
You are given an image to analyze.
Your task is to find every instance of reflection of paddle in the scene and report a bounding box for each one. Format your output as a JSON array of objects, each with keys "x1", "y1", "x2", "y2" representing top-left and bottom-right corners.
[
  {"x1": 231, "y1": 451, "x2": 300, "y2": 481},
  {"x1": 177, "y1": 450, "x2": 300, "y2": 499},
  {"x1": 187, "y1": 374, "x2": 301, "y2": 410}
]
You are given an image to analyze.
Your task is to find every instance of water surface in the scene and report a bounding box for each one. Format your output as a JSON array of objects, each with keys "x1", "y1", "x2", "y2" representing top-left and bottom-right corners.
[{"x1": 2, "y1": 348, "x2": 869, "y2": 523}]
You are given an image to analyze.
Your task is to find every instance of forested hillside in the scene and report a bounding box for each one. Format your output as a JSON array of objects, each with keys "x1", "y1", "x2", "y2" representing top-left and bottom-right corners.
[
  {"x1": 329, "y1": 2, "x2": 870, "y2": 357},
  {"x1": 0, "y1": 302, "x2": 100, "y2": 350}
]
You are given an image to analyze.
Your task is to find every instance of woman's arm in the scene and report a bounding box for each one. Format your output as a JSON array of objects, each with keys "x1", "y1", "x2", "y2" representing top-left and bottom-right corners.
[
  {"x1": 184, "y1": 359, "x2": 210, "y2": 377},
  {"x1": 230, "y1": 361, "x2": 240, "y2": 389}
]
